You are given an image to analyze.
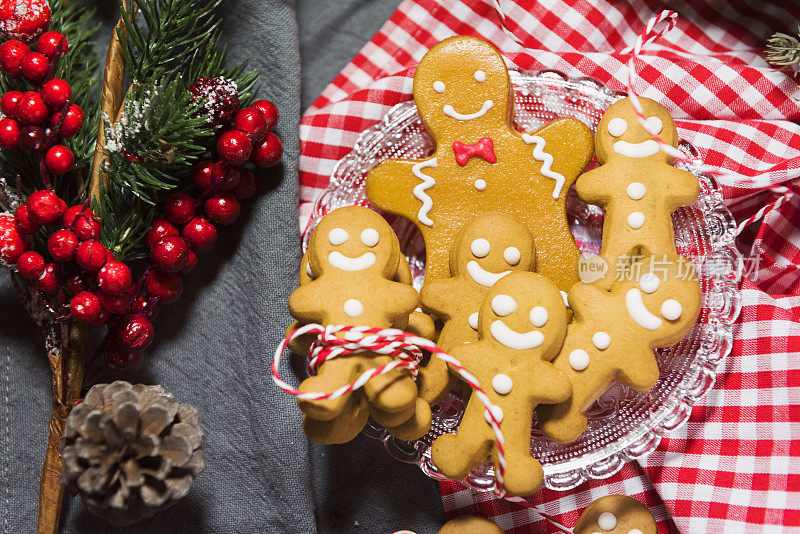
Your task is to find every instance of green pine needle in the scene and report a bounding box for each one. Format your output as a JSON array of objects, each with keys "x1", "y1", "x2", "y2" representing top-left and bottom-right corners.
[{"x1": 765, "y1": 28, "x2": 800, "y2": 70}]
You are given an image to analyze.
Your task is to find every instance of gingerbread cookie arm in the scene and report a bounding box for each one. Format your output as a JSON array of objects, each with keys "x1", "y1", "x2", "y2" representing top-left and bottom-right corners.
[
  {"x1": 616, "y1": 352, "x2": 659, "y2": 392},
  {"x1": 529, "y1": 363, "x2": 572, "y2": 404},
  {"x1": 667, "y1": 165, "x2": 701, "y2": 207},
  {"x1": 574, "y1": 165, "x2": 614, "y2": 206},
  {"x1": 366, "y1": 158, "x2": 431, "y2": 226},
  {"x1": 419, "y1": 277, "x2": 466, "y2": 320},
  {"x1": 288, "y1": 283, "x2": 324, "y2": 324}
]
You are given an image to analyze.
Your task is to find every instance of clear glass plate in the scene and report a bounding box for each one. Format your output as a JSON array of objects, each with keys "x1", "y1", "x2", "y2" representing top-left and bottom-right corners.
[{"x1": 304, "y1": 70, "x2": 742, "y2": 492}]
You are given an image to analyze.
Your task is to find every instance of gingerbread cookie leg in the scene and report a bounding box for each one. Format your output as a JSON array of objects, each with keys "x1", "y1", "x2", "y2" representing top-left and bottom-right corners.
[
  {"x1": 297, "y1": 357, "x2": 360, "y2": 421},
  {"x1": 360, "y1": 353, "x2": 419, "y2": 413},
  {"x1": 379, "y1": 397, "x2": 432, "y2": 441},
  {"x1": 492, "y1": 413, "x2": 544, "y2": 496},
  {"x1": 431, "y1": 398, "x2": 493, "y2": 481},
  {"x1": 303, "y1": 395, "x2": 371, "y2": 445}
]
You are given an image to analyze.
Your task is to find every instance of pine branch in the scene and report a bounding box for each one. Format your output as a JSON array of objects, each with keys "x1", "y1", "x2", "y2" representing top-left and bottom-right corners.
[{"x1": 765, "y1": 28, "x2": 800, "y2": 71}]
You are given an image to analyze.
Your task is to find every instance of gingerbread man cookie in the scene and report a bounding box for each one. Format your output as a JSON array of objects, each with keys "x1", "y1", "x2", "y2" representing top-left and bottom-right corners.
[
  {"x1": 438, "y1": 515, "x2": 503, "y2": 534},
  {"x1": 574, "y1": 495, "x2": 657, "y2": 534},
  {"x1": 367, "y1": 36, "x2": 594, "y2": 291},
  {"x1": 430, "y1": 272, "x2": 570, "y2": 496},
  {"x1": 537, "y1": 253, "x2": 700, "y2": 444},
  {"x1": 576, "y1": 96, "x2": 699, "y2": 277}
]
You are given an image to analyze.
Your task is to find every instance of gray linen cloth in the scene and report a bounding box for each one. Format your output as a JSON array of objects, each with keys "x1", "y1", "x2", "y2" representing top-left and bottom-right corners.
[{"x1": 1, "y1": 0, "x2": 444, "y2": 532}]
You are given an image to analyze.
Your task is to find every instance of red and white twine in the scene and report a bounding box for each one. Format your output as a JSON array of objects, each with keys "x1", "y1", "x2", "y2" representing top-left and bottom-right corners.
[{"x1": 272, "y1": 324, "x2": 508, "y2": 491}]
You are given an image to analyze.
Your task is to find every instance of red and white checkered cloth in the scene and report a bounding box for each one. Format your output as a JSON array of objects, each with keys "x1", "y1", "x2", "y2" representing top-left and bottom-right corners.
[{"x1": 298, "y1": 1, "x2": 800, "y2": 531}]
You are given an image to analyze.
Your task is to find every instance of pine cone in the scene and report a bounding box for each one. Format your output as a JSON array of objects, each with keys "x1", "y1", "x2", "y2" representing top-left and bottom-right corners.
[{"x1": 59, "y1": 381, "x2": 205, "y2": 526}]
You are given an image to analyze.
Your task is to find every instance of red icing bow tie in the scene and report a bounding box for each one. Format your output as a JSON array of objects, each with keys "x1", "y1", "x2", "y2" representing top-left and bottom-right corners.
[{"x1": 453, "y1": 137, "x2": 497, "y2": 166}]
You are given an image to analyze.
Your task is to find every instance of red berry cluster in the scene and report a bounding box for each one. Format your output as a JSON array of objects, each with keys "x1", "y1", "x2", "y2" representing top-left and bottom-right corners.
[{"x1": 0, "y1": 29, "x2": 82, "y2": 176}]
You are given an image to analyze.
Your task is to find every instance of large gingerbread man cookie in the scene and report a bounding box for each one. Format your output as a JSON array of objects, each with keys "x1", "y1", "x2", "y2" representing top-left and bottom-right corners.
[
  {"x1": 367, "y1": 36, "x2": 594, "y2": 291},
  {"x1": 576, "y1": 96, "x2": 699, "y2": 277},
  {"x1": 574, "y1": 495, "x2": 657, "y2": 534},
  {"x1": 430, "y1": 271, "x2": 570, "y2": 496},
  {"x1": 537, "y1": 253, "x2": 700, "y2": 444}
]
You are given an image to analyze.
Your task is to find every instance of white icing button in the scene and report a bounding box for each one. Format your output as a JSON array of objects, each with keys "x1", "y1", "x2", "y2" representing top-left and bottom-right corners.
[
  {"x1": 484, "y1": 405, "x2": 503, "y2": 424},
  {"x1": 306, "y1": 262, "x2": 313, "y2": 277},
  {"x1": 628, "y1": 530, "x2": 644, "y2": 534},
  {"x1": 470, "y1": 238, "x2": 491, "y2": 258},
  {"x1": 328, "y1": 227, "x2": 348, "y2": 246},
  {"x1": 640, "y1": 272, "x2": 661, "y2": 294},
  {"x1": 569, "y1": 349, "x2": 590, "y2": 371},
  {"x1": 560, "y1": 290, "x2": 570, "y2": 308},
  {"x1": 529, "y1": 306, "x2": 548, "y2": 327},
  {"x1": 474, "y1": 178, "x2": 487, "y2": 191},
  {"x1": 661, "y1": 299, "x2": 683, "y2": 320},
  {"x1": 343, "y1": 299, "x2": 363, "y2": 318},
  {"x1": 646, "y1": 116, "x2": 663, "y2": 134},
  {"x1": 592, "y1": 331, "x2": 611, "y2": 350},
  {"x1": 628, "y1": 211, "x2": 645, "y2": 229},
  {"x1": 627, "y1": 181, "x2": 646, "y2": 200},
  {"x1": 608, "y1": 117, "x2": 628, "y2": 137},
  {"x1": 491, "y1": 294, "x2": 516, "y2": 316},
  {"x1": 503, "y1": 246, "x2": 520, "y2": 266},
  {"x1": 474, "y1": 70, "x2": 486, "y2": 82},
  {"x1": 598, "y1": 511, "x2": 617, "y2": 530},
  {"x1": 468, "y1": 312, "x2": 479, "y2": 330},
  {"x1": 360, "y1": 228, "x2": 379, "y2": 247},
  {"x1": 433, "y1": 80, "x2": 445, "y2": 93},
  {"x1": 491, "y1": 374, "x2": 513, "y2": 395}
]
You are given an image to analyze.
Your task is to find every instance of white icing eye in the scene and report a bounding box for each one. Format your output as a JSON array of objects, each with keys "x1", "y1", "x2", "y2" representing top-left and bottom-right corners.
[
  {"x1": 343, "y1": 299, "x2": 363, "y2": 317},
  {"x1": 646, "y1": 116, "x2": 663, "y2": 134},
  {"x1": 592, "y1": 331, "x2": 611, "y2": 350},
  {"x1": 328, "y1": 227, "x2": 348, "y2": 246},
  {"x1": 360, "y1": 228, "x2": 379, "y2": 247},
  {"x1": 491, "y1": 374, "x2": 513, "y2": 394},
  {"x1": 627, "y1": 181, "x2": 646, "y2": 200},
  {"x1": 474, "y1": 70, "x2": 486, "y2": 82},
  {"x1": 627, "y1": 212, "x2": 645, "y2": 229},
  {"x1": 598, "y1": 511, "x2": 617, "y2": 530},
  {"x1": 503, "y1": 247, "x2": 521, "y2": 265},
  {"x1": 608, "y1": 117, "x2": 628, "y2": 137},
  {"x1": 640, "y1": 272, "x2": 660, "y2": 294},
  {"x1": 569, "y1": 349, "x2": 589, "y2": 371},
  {"x1": 433, "y1": 80, "x2": 445, "y2": 93},
  {"x1": 529, "y1": 306, "x2": 548, "y2": 327},
  {"x1": 484, "y1": 405, "x2": 503, "y2": 424},
  {"x1": 661, "y1": 299, "x2": 683, "y2": 320},
  {"x1": 468, "y1": 312, "x2": 479, "y2": 330},
  {"x1": 470, "y1": 238, "x2": 491, "y2": 258},
  {"x1": 491, "y1": 294, "x2": 516, "y2": 316}
]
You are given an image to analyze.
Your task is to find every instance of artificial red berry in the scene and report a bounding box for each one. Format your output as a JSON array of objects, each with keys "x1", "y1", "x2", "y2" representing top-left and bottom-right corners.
[
  {"x1": 75, "y1": 240, "x2": 107, "y2": 272},
  {"x1": 0, "y1": 0, "x2": 51, "y2": 42},
  {"x1": 70, "y1": 291, "x2": 102, "y2": 324},
  {"x1": 205, "y1": 191, "x2": 240, "y2": 226},
  {"x1": 97, "y1": 291, "x2": 128, "y2": 314},
  {"x1": 97, "y1": 261, "x2": 132, "y2": 294},
  {"x1": 20, "y1": 52, "x2": 48, "y2": 83},
  {"x1": 188, "y1": 76, "x2": 240, "y2": 127},
  {"x1": 191, "y1": 160, "x2": 215, "y2": 191},
  {"x1": 233, "y1": 168, "x2": 257, "y2": 199},
  {"x1": 40, "y1": 79, "x2": 71, "y2": 109},
  {"x1": 163, "y1": 192, "x2": 195, "y2": 225},
  {"x1": 116, "y1": 315, "x2": 154, "y2": 351},
  {"x1": 16, "y1": 250, "x2": 44, "y2": 278},
  {"x1": 105, "y1": 341, "x2": 142, "y2": 369},
  {"x1": 45, "y1": 145, "x2": 73, "y2": 174},
  {"x1": 182, "y1": 217, "x2": 217, "y2": 251},
  {"x1": 144, "y1": 269, "x2": 183, "y2": 304},
  {"x1": 211, "y1": 161, "x2": 241, "y2": 190},
  {"x1": 251, "y1": 100, "x2": 279, "y2": 131},
  {"x1": 17, "y1": 124, "x2": 44, "y2": 151},
  {"x1": 0, "y1": 118, "x2": 20, "y2": 149},
  {"x1": 250, "y1": 133, "x2": 283, "y2": 168},
  {"x1": 1, "y1": 90, "x2": 22, "y2": 117},
  {"x1": 16, "y1": 91, "x2": 47, "y2": 125},
  {"x1": 50, "y1": 103, "x2": 82, "y2": 137},
  {"x1": 130, "y1": 294, "x2": 158, "y2": 319},
  {"x1": 62, "y1": 205, "x2": 91, "y2": 226},
  {"x1": 0, "y1": 40, "x2": 29, "y2": 76},
  {"x1": 37, "y1": 31, "x2": 67, "y2": 60},
  {"x1": 150, "y1": 235, "x2": 188, "y2": 273},
  {"x1": 37, "y1": 262, "x2": 57, "y2": 292},
  {"x1": 0, "y1": 214, "x2": 28, "y2": 263},
  {"x1": 234, "y1": 108, "x2": 268, "y2": 142},
  {"x1": 27, "y1": 190, "x2": 65, "y2": 224},
  {"x1": 14, "y1": 203, "x2": 40, "y2": 234},
  {"x1": 63, "y1": 206, "x2": 101, "y2": 241},
  {"x1": 87, "y1": 309, "x2": 111, "y2": 327},
  {"x1": 145, "y1": 218, "x2": 178, "y2": 248},
  {"x1": 217, "y1": 130, "x2": 252, "y2": 164},
  {"x1": 64, "y1": 273, "x2": 88, "y2": 295},
  {"x1": 182, "y1": 249, "x2": 197, "y2": 273},
  {"x1": 47, "y1": 228, "x2": 78, "y2": 261}
]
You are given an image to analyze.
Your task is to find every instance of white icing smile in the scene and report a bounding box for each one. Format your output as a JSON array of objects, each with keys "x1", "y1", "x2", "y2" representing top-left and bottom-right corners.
[
  {"x1": 327, "y1": 251, "x2": 376, "y2": 271},
  {"x1": 490, "y1": 320, "x2": 544, "y2": 350},
  {"x1": 625, "y1": 288, "x2": 663, "y2": 330},
  {"x1": 466, "y1": 260, "x2": 510, "y2": 287},
  {"x1": 613, "y1": 139, "x2": 659, "y2": 158},
  {"x1": 443, "y1": 100, "x2": 494, "y2": 121}
]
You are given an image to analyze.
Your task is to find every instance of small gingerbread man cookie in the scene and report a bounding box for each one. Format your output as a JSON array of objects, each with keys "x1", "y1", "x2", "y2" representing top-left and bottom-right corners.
[
  {"x1": 537, "y1": 253, "x2": 700, "y2": 444},
  {"x1": 574, "y1": 495, "x2": 657, "y2": 534},
  {"x1": 367, "y1": 36, "x2": 594, "y2": 291},
  {"x1": 431, "y1": 271, "x2": 570, "y2": 496},
  {"x1": 438, "y1": 515, "x2": 503, "y2": 534},
  {"x1": 576, "y1": 96, "x2": 699, "y2": 278}
]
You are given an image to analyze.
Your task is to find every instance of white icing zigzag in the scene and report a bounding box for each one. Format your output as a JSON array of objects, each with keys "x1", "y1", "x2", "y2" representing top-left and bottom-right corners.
[
  {"x1": 521, "y1": 133, "x2": 566, "y2": 199},
  {"x1": 412, "y1": 158, "x2": 438, "y2": 226}
]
